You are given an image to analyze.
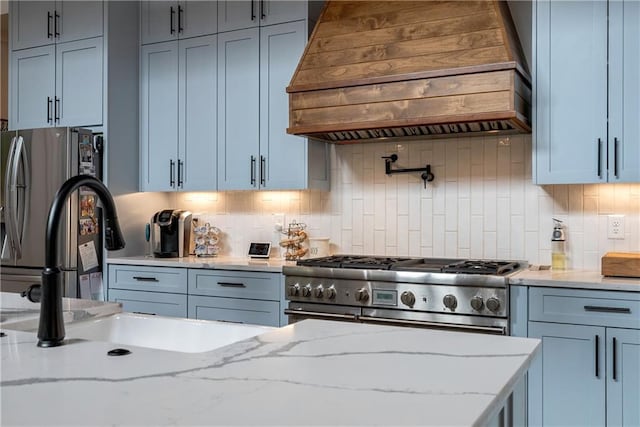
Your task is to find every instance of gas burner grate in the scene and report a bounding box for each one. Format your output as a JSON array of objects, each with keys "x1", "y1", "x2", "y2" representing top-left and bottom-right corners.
[
  {"x1": 442, "y1": 260, "x2": 520, "y2": 275},
  {"x1": 297, "y1": 255, "x2": 417, "y2": 270}
]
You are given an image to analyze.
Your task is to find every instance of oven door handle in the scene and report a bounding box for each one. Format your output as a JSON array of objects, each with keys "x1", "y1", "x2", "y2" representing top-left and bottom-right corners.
[
  {"x1": 284, "y1": 309, "x2": 358, "y2": 321},
  {"x1": 358, "y1": 315, "x2": 506, "y2": 334}
]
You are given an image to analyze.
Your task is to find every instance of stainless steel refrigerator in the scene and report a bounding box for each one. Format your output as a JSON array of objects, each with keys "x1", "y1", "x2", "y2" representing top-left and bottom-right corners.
[{"x1": 1, "y1": 127, "x2": 103, "y2": 298}]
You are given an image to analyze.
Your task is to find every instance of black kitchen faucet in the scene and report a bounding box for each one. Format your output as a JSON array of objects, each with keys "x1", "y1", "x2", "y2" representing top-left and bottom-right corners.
[{"x1": 37, "y1": 175, "x2": 125, "y2": 348}]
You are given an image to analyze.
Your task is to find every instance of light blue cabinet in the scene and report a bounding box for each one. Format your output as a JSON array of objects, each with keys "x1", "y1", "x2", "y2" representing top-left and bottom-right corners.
[
  {"x1": 218, "y1": 20, "x2": 329, "y2": 191},
  {"x1": 217, "y1": 28, "x2": 260, "y2": 190},
  {"x1": 140, "y1": 41, "x2": 179, "y2": 191},
  {"x1": 608, "y1": 0, "x2": 640, "y2": 182},
  {"x1": 9, "y1": 45, "x2": 55, "y2": 129},
  {"x1": 607, "y1": 328, "x2": 640, "y2": 427},
  {"x1": 140, "y1": 35, "x2": 217, "y2": 192},
  {"x1": 107, "y1": 264, "x2": 286, "y2": 327},
  {"x1": 10, "y1": 1, "x2": 103, "y2": 50},
  {"x1": 9, "y1": 37, "x2": 103, "y2": 130},
  {"x1": 55, "y1": 37, "x2": 103, "y2": 127},
  {"x1": 217, "y1": 1, "x2": 308, "y2": 33},
  {"x1": 526, "y1": 287, "x2": 640, "y2": 426},
  {"x1": 534, "y1": 0, "x2": 640, "y2": 184},
  {"x1": 528, "y1": 321, "x2": 606, "y2": 427},
  {"x1": 140, "y1": 1, "x2": 217, "y2": 45}
]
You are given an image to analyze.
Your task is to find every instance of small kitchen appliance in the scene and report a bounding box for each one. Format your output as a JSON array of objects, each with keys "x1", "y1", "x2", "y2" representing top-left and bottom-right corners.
[
  {"x1": 283, "y1": 255, "x2": 527, "y2": 335},
  {"x1": 150, "y1": 209, "x2": 192, "y2": 258}
]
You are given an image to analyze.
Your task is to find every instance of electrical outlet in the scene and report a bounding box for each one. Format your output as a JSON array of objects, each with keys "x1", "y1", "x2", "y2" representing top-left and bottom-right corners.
[{"x1": 607, "y1": 215, "x2": 625, "y2": 239}]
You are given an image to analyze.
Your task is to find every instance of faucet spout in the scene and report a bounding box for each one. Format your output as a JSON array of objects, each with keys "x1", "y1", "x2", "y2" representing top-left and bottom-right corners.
[{"x1": 38, "y1": 175, "x2": 125, "y2": 348}]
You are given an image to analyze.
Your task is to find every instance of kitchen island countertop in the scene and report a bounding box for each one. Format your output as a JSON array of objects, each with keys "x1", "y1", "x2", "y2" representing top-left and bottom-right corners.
[{"x1": 2, "y1": 318, "x2": 539, "y2": 426}]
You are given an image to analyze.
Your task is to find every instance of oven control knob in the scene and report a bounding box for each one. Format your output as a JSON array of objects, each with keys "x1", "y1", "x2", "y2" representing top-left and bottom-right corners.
[
  {"x1": 288, "y1": 284, "x2": 300, "y2": 297},
  {"x1": 400, "y1": 291, "x2": 416, "y2": 308},
  {"x1": 443, "y1": 294, "x2": 457, "y2": 310},
  {"x1": 486, "y1": 297, "x2": 501, "y2": 313},
  {"x1": 313, "y1": 285, "x2": 324, "y2": 298},
  {"x1": 326, "y1": 286, "x2": 337, "y2": 300},
  {"x1": 302, "y1": 284, "x2": 312, "y2": 297},
  {"x1": 470, "y1": 296, "x2": 484, "y2": 311},
  {"x1": 356, "y1": 288, "x2": 369, "y2": 302}
]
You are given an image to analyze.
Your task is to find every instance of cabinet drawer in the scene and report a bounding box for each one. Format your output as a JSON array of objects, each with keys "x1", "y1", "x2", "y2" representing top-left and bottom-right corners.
[
  {"x1": 529, "y1": 287, "x2": 640, "y2": 329},
  {"x1": 108, "y1": 265, "x2": 188, "y2": 293},
  {"x1": 188, "y1": 295, "x2": 280, "y2": 327},
  {"x1": 108, "y1": 289, "x2": 187, "y2": 318},
  {"x1": 188, "y1": 269, "x2": 280, "y2": 300}
]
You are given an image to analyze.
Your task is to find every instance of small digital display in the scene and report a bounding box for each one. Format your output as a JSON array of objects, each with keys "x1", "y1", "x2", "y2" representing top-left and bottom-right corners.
[
  {"x1": 372, "y1": 290, "x2": 397, "y2": 306},
  {"x1": 248, "y1": 242, "x2": 271, "y2": 258}
]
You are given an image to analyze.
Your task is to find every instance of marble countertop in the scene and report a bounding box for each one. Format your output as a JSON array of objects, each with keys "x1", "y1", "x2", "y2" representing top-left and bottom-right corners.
[
  {"x1": 1, "y1": 319, "x2": 540, "y2": 426},
  {"x1": 0, "y1": 292, "x2": 122, "y2": 331},
  {"x1": 510, "y1": 269, "x2": 640, "y2": 292},
  {"x1": 107, "y1": 255, "x2": 295, "y2": 272}
]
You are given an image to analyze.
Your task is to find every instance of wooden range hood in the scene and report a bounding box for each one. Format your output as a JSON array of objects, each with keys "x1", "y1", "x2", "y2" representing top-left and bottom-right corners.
[{"x1": 287, "y1": 0, "x2": 531, "y2": 143}]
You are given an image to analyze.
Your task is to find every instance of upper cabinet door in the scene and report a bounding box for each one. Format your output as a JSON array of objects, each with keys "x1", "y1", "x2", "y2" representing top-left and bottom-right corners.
[
  {"x1": 55, "y1": 1, "x2": 103, "y2": 44},
  {"x1": 141, "y1": 1, "x2": 178, "y2": 45},
  {"x1": 607, "y1": 328, "x2": 640, "y2": 427},
  {"x1": 9, "y1": 45, "x2": 55, "y2": 129},
  {"x1": 179, "y1": 1, "x2": 217, "y2": 40},
  {"x1": 217, "y1": 28, "x2": 260, "y2": 190},
  {"x1": 608, "y1": 0, "x2": 640, "y2": 183},
  {"x1": 178, "y1": 35, "x2": 218, "y2": 191},
  {"x1": 218, "y1": 1, "x2": 258, "y2": 33},
  {"x1": 10, "y1": 1, "x2": 55, "y2": 50},
  {"x1": 259, "y1": 20, "x2": 307, "y2": 190},
  {"x1": 55, "y1": 37, "x2": 103, "y2": 127},
  {"x1": 140, "y1": 42, "x2": 179, "y2": 192},
  {"x1": 534, "y1": 1, "x2": 608, "y2": 184},
  {"x1": 260, "y1": 1, "x2": 307, "y2": 26}
]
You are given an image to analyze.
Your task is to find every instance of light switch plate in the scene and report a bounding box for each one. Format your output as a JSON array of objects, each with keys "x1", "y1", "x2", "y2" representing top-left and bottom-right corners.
[{"x1": 607, "y1": 215, "x2": 625, "y2": 239}]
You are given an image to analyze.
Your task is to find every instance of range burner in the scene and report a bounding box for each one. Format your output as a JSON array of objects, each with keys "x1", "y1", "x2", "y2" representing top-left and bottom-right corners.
[
  {"x1": 296, "y1": 255, "x2": 417, "y2": 270},
  {"x1": 442, "y1": 260, "x2": 519, "y2": 275}
]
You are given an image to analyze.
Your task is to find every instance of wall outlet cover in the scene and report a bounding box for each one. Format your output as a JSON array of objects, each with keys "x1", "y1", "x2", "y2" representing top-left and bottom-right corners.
[{"x1": 607, "y1": 215, "x2": 625, "y2": 240}]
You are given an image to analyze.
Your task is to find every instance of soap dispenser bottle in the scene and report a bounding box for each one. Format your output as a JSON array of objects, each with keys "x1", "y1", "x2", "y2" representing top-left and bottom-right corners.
[{"x1": 551, "y1": 218, "x2": 567, "y2": 270}]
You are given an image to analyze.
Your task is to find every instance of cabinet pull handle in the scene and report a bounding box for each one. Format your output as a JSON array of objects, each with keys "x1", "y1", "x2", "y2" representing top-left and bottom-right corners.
[
  {"x1": 612, "y1": 337, "x2": 618, "y2": 381},
  {"x1": 47, "y1": 11, "x2": 53, "y2": 38},
  {"x1": 597, "y1": 138, "x2": 603, "y2": 179},
  {"x1": 47, "y1": 97, "x2": 52, "y2": 123},
  {"x1": 260, "y1": 155, "x2": 266, "y2": 186},
  {"x1": 584, "y1": 305, "x2": 631, "y2": 314},
  {"x1": 177, "y1": 159, "x2": 184, "y2": 188},
  {"x1": 178, "y1": 5, "x2": 184, "y2": 33},
  {"x1": 54, "y1": 97, "x2": 60, "y2": 123},
  {"x1": 54, "y1": 11, "x2": 60, "y2": 37},
  {"x1": 217, "y1": 282, "x2": 246, "y2": 288},
  {"x1": 250, "y1": 156, "x2": 256, "y2": 186},
  {"x1": 132, "y1": 276, "x2": 159, "y2": 282},
  {"x1": 133, "y1": 311, "x2": 157, "y2": 315},
  {"x1": 595, "y1": 334, "x2": 600, "y2": 378},
  {"x1": 170, "y1": 159, "x2": 176, "y2": 187},
  {"x1": 251, "y1": 0, "x2": 256, "y2": 20},
  {"x1": 260, "y1": 0, "x2": 265, "y2": 19},
  {"x1": 170, "y1": 6, "x2": 176, "y2": 34},
  {"x1": 614, "y1": 137, "x2": 620, "y2": 178}
]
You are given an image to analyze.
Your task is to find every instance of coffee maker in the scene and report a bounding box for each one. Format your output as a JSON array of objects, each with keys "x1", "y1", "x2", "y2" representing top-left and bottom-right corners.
[{"x1": 150, "y1": 210, "x2": 193, "y2": 257}]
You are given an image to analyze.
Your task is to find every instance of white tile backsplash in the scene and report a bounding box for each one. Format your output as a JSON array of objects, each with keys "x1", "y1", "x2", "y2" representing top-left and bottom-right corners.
[{"x1": 172, "y1": 135, "x2": 640, "y2": 269}]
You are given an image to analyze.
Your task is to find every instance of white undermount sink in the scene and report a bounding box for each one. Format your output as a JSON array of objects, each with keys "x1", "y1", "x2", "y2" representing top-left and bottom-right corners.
[{"x1": 65, "y1": 313, "x2": 275, "y2": 353}]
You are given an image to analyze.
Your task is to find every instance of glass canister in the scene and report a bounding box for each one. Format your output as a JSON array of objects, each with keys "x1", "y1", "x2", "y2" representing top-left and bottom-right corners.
[{"x1": 551, "y1": 218, "x2": 566, "y2": 270}]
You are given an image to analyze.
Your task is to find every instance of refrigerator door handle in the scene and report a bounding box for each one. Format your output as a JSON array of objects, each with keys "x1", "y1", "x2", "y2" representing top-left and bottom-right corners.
[
  {"x1": 2, "y1": 136, "x2": 17, "y2": 260},
  {"x1": 15, "y1": 136, "x2": 31, "y2": 260},
  {"x1": 4, "y1": 136, "x2": 22, "y2": 260}
]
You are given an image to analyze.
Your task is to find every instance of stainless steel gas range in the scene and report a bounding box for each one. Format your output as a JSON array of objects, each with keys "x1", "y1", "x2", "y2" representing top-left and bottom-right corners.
[{"x1": 282, "y1": 256, "x2": 527, "y2": 335}]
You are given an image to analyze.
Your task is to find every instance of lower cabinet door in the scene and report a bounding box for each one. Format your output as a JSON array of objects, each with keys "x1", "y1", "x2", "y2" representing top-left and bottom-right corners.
[
  {"x1": 188, "y1": 295, "x2": 279, "y2": 327},
  {"x1": 607, "y1": 328, "x2": 640, "y2": 427},
  {"x1": 108, "y1": 289, "x2": 187, "y2": 318},
  {"x1": 528, "y1": 321, "x2": 606, "y2": 427}
]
